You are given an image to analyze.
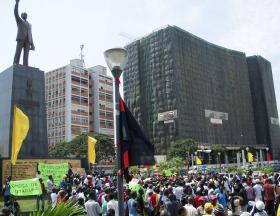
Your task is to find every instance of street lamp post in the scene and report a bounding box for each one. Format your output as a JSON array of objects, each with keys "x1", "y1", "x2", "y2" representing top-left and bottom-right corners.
[
  {"x1": 218, "y1": 152, "x2": 221, "y2": 172},
  {"x1": 104, "y1": 48, "x2": 128, "y2": 216},
  {"x1": 246, "y1": 147, "x2": 249, "y2": 166}
]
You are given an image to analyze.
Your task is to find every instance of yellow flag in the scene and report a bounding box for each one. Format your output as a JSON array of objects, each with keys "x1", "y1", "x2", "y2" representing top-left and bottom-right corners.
[
  {"x1": 11, "y1": 106, "x2": 29, "y2": 165},
  {"x1": 248, "y1": 152, "x2": 253, "y2": 162},
  {"x1": 196, "y1": 156, "x2": 202, "y2": 165},
  {"x1": 88, "y1": 136, "x2": 97, "y2": 164}
]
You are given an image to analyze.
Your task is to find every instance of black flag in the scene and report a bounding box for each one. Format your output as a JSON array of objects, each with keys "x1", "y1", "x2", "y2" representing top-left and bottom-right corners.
[{"x1": 119, "y1": 97, "x2": 155, "y2": 181}]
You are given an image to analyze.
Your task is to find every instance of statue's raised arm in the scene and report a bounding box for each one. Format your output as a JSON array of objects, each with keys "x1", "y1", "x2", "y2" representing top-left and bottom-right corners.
[{"x1": 14, "y1": 0, "x2": 21, "y2": 23}]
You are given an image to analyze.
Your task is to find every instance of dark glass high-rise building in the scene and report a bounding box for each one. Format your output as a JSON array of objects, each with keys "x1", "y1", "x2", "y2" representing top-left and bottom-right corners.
[
  {"x1": 247, "y1": 56, "x2": 280, "y2": 159},
  {"x1": 123, "y1": 25, "x2": 280, "y2": 159}
]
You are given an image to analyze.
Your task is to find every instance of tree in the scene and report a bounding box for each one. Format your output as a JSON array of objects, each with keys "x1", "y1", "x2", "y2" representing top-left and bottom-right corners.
[
  {"x1": 32, "y1": 202, "x2": 84, "y2": 216},
  {"x1": 211, "y1": 144, "x2": 226, "y2": 153},
  {"x1": 167, "y1": 139, "x2": 198, "y2": 161},
  {"x1": 49, "y1": 132, "x2": 115, "y2": 163}
]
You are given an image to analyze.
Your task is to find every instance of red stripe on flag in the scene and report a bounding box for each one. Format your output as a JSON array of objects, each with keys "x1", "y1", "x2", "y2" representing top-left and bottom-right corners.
[
  {"x1": 268, "y1": 151, "x2": 272, "y2": 161},
  {"x1": 123, "y1": 150, "x2": 129, "y2": 169},
  {"x1": 119, "y1": 97, "x2": 125, "y2": 112}
]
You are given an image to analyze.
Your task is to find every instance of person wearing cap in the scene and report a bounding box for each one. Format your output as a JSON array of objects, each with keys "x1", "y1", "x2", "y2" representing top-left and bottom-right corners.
[
  {"x1": 251, "y1": 200, "x2": 268, "y2": 216},
  {"x1": 203, "y1": 203, "x2": 213, "y2": 216},
  {"x1": 197, "y1": 196, "x2": 206, "y2": 216},
  {"x1": 209, "y1": 194, "x2": 218, "y2": 208},
  {"x1": 253, "y1": 179, "x2": 264, "y2": 202}
]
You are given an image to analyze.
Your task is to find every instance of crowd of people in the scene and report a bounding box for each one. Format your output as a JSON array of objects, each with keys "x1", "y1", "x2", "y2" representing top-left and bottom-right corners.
[{"x1": 2, "y1": 169, "x2": 280, "y2": 216}]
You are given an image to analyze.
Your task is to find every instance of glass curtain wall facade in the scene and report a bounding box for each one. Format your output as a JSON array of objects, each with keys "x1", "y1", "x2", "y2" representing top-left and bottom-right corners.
[
  {"x1": 247, "y1": 56, "x2": 280, "y2": 159},
  {"x1": 124, "y1": 26, "x2": 279, "y2": 158}
]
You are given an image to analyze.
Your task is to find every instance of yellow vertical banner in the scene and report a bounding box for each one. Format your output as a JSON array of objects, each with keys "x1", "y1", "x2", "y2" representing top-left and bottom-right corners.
[
  {"x1": 88, "y1": 136, "x2": 97, "y2": 165},
  {"x1": 248, "y1": 152, "x2": 253, "y2": 162},
  {"x1": 196, "y1": 156, "x2": 202, "y2": 165},
  {"x1": 11, "y1": 106, "x2": 30, "y2": 165}
]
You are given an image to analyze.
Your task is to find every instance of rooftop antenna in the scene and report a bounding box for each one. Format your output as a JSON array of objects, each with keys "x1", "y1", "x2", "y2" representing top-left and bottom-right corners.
[{"x1": 80, "y1": 44, "x2": 85, "y2": 67}]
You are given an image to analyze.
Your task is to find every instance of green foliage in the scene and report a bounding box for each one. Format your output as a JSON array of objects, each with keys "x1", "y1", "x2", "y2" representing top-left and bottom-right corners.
[
  {"x1": 157, "y1": 161, "x2": 170, "y2": 172},
  {"x1": 49, "y1": 132, "x2": 115, "y2": 163},
  {"x1": 167, "y1": 139, "x2": 198, "y2": 160},
  {"x1": 227, "y1": 165, "x2": 238, "y2": 173},
  {"x1": 31, "y1": 202, "x2": 85, "y2": 216},
  {"x1": 227, "y1": 165, "x2": 274, "y2": 174},
  {"x1": 252, "y1": 165, "x2": 274, "y2": 174},
  {"x1": 157, "y1": 157, "x2": 186, "y2": 175},
  {"x1": 211, "y1": 144, "x2": 226, "y2": 153},
  {"x1": 168, "y1": 157, "x2": 186, "y2": 170}
]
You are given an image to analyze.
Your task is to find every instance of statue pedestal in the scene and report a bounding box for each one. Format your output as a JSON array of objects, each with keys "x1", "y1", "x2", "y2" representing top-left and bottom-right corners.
[{"x1": 0, "y1": 65, "x2": 48, "y2": 158}]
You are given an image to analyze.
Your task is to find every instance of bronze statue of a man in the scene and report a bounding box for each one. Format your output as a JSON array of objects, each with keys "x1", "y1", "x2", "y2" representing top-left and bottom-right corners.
[{"x1": 13, "y1": 0, "x2": 35, "y2": 66}]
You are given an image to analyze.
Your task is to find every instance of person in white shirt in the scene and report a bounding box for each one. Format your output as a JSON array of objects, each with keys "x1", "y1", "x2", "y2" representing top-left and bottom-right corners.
[
  {"x1": 107, "y1": 192, "x2": 119, "y2": 216},
  {"x1": 174, "y1": 182, "x2": 184, "y2": 202},
  {"x1": 184, "y1": 196, "x2": 198, "y2": 216},
  {"x1": 85, "y1": 191, "x2": 102, "y2": 216},
  {"x1": 77, "y1": 187, "x2": 86, "y2": 201},
  {"x1": 50, "y1": 188, "x2": 57, "y2": 208},
  {"x1": 47, "y1": 175, "x2": 55, "y2": 203},
  {"x1": 253, "y1": 180, "x2": 264, "y2": 202}
]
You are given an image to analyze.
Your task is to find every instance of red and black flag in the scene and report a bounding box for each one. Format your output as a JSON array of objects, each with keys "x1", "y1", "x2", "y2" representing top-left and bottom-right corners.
[{"x1": 119, "y1": 97, "x2": 155, "y2": 182}]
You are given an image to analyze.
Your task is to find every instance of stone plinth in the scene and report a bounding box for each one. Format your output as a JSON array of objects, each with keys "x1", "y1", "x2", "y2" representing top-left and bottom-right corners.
[{"x1": 0, "y1": 65, "x2": 48, "y2": 158}]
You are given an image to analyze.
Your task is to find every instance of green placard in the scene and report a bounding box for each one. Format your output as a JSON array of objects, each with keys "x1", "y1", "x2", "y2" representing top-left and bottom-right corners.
[
  {"x1": 38, "y1": 163, "x2": 69, "y2": 185},
  {"x1": 10, "y1": 178, "x2": 42, "y2": 196}
]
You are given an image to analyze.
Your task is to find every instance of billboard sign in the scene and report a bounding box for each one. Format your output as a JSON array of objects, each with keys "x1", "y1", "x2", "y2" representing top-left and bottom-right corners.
[{"x1": 158, "y1": 110, "x2": 177, "y2": 122}]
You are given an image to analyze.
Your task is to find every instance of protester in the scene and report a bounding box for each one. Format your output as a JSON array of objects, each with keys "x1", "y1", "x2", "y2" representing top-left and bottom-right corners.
[
  {"x1": 203, "y1": 203, "x2": 213, "y2": 216},
  {"x1": 253, "y1": 179, "x2": 264, "y2": 202},
  {"x1": 127, "y1": 191, "x2": 138, "y2": 216},
  {"x1": 2, "y1": 180, "x2": 11, "y2": 204},
  {"x1": 85, "y1": 191, "x2": 102, "y2": 216},
  {"x1": 183, "y1": 196, "x2": 198, "y2": 216},
  {"x1": 1, "y1": 207, "x2": 13, "y2": 216},
  {"x1": 178, "y1": 206, "x2": 187, "y2": 216},
  {"x1": 2, "y1": 164, "x2": 280, "y2": 216},
  {"x1": 251, "y1": 200, "x2": 268, "y2": 216},
  {"x1": 164, "y1": 194, "x2": 180, "y2": 216},
  {"x1": 197, "y1": 197, "x2": 206, "y2": 216},
  {"x1": 50, "y1": 188, "x2": 58, "y2": 208},
  {"x1": 263, "y1": 178, "x2": 275, "y2": 216},
  {"x1": 102, "y1": 195, "x2": 109, "y2": 216},
  {"x1": 47, "y1": 175, "x2": 55, "y2": 203},
  {"x1": 107, "y1": 192, "x2": 119, "y2": 216},
  {"x1": 36, "y1": 178, "x2": 46, "y2": 211}
]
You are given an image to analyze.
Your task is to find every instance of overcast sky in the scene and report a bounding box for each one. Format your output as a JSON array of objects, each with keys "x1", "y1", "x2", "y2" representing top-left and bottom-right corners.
[{"x1": 0, "y1": 0, "x2": 279, "y2": 117}]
